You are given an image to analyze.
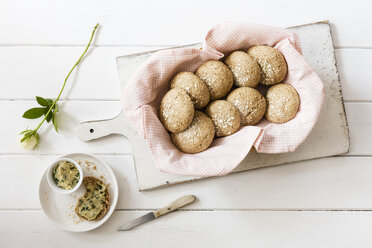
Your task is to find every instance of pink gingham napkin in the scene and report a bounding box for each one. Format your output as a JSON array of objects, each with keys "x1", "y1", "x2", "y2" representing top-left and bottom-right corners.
[{"x1": 121, "y1": 22, "x2": 325, "y2": 177}]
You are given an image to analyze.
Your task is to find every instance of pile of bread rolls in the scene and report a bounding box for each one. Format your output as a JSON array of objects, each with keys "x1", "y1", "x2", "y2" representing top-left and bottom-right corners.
[{"x1": 159, "y1": 45, "x2": 300, "y2": 154}]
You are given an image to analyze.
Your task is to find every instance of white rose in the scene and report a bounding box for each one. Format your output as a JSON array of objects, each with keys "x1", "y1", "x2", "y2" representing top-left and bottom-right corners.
[{"x1": 18, "y1": 134, "x2": 39, "y2": 150}]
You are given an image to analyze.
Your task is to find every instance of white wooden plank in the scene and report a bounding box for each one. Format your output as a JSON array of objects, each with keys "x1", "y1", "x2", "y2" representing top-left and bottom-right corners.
[
  {"x1": 2, "y1": 155, "x2": 372, "y2": 210},
  {"x1": 1, "y1": 210, "x2": 372, "y2": 248},
  {"x1": 335, "y1": 49, "x2": 372, "y2": 101},
  {"x1": 0, "y1": 46, "x2": 164, "y2": 100},
  {"x1": 0, "y1": 46, "x2": 369, "y2": 101},
  {"x1": 1, "y1": 0, "x2": 371, "y2": 47},
  {"x1": 0, "y1": 101, "x2": 131, "y2": 154},
  {"x1": 0, "y1": 101, "x2": 368, "y2": 155},
  {"x1": 345, "y1": 103, "x2": 372, "y2": 155}
]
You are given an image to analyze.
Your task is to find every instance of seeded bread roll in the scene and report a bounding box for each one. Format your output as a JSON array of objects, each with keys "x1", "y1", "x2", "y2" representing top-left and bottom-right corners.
[
  {"x1": 171, "y1": 111, "x2": 215, "y2": 153},
  {"x1": 196, "y1": 60, "x2": 234, "y2": 100},
  {"x1": 226, "y1": 87, "x2": 266, "y2": 126},
  {"x1": 224, "y1": 51, "x2": 261, "y2": 87},
  {"x1": 170, "y1": 71, "x2": 210, "y2": 109},
  {"x1": 205, "y1": 100, "x2": 241, "y2": 137},
  {"x1": 265, "y1": 83, "x2": 300, "y2": 123},
  {"x1": 247, "y1": 45, "x2": 287, "y2": 86},
  {"x1": 159, "y1": 88, "x2": 194, "y2": 133}
]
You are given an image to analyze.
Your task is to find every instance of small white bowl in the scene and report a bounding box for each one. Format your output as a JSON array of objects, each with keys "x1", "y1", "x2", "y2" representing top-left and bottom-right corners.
[{"x1": 47, "y1": 158, "x2": 83, "y2": 194}]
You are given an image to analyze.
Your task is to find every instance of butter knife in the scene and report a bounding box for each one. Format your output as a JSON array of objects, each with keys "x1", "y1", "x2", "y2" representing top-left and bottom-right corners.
[{"x1": 118, "y1": 195, "x2": 196, "y2": 231}]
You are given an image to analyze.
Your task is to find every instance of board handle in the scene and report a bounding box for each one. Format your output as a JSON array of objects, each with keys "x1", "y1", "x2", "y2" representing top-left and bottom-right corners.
[{"x1": 77, "y1": 111, "x2": 128, "y2": 141}]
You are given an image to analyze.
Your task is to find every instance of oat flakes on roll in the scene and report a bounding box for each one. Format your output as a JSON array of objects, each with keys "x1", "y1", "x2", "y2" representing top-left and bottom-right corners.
[
  {"x1": 159, "y1": 88, "x2": 194, "y2": 133},
  {"x1": 205, "y1": 100, "x2": 241, "y2": 137},
  {"x1": 247, "y1": 45, "x2": 287, "y2": 86},
  {"x1": 265, "y1": 83, "x2": 300, "y2": 124},
  {"x1": 224, "y1": 51, "x2": 261, "y2": 87},
  {"x1": 196, "y1": 60, "x2": 234, "y2": 100},
  {"x1": 170, "y1": 71, "x2": 210, "y2": 109},
  {"x1": 227, "y1": 87, "x2": 266, "y2": 126},
  {"x1": 171, "y1": 111, "x2": 215, "y2": 154}
]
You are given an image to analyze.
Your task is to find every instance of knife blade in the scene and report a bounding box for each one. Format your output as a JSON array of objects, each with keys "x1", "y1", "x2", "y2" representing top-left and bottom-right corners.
[{"x1": 118, "y1": 195, "x2": 196, "y2": 231}]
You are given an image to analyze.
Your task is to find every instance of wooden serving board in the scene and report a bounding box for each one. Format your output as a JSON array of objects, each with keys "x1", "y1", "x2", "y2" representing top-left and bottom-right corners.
[{"x1": 77, "y1": 21, "x2": 349, "y2": 191}]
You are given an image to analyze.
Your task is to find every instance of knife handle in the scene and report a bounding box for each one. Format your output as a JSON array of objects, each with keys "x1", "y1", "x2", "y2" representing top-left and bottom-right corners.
[{"x1": 153, "y1": 195, "x2": 196, "y2": 218}]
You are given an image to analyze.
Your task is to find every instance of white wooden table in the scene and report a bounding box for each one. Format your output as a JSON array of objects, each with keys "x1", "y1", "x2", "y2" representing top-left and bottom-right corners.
[{"x1": 1, "y1": 0, "x2": 372, "y2": 247}]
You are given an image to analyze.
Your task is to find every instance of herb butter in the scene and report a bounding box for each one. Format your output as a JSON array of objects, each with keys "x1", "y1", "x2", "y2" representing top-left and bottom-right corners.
[{"x1": 53, "y1": 161, "x2": 80, "y2": 190}]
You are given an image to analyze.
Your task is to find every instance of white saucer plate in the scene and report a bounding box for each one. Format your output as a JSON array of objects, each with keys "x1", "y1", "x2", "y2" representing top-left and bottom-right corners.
[{"x1": 39, "y1": 153, "x2": 119, "y2": 232}]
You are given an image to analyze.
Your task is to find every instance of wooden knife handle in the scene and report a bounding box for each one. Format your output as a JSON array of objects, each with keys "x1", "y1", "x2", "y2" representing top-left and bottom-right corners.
[{"x1": 153, "y1": 195, "x2": 196, "y2": 218}]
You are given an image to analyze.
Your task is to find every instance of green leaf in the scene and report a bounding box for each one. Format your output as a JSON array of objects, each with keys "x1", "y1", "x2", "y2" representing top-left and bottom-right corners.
[
  {"x1": 19, "y1": 129, "x2": 33, "y2": 135},
  {"x1": 45, "y1": 110, "x2": 53, "y2": 122},
  {"x1": 19, "y1": 129, "x2": 35, "y2": 142},
  {"x1": 45, "y1": 98, "x2": 58, "y2": 111},
  {"x1": 23, "y1": 108, "x2": 47, "y2": 119},
  {"x1": 52, "y1": 114, "x2": 58, "y2": 133},
  {"x1": 21, "y1": 133, "x2": 31, "y2": 143},
  {"x1": 19, "y1": 129, "x2": 31, "y2": 136},
  {"x1": 36, "y1": 96, "x2": 49, "y2": 107},
  {"x1": 46, "y1": 98, "x2": 54, "y2": 107}
]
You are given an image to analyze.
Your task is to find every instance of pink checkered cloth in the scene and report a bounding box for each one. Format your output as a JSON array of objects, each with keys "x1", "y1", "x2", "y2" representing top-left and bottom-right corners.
[{"x1": 121, "y1": 22, "x2": 325, "y2": 177}]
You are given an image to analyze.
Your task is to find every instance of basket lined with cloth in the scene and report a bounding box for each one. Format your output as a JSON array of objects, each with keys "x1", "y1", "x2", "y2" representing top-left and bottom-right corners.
[{"x1": 121, "y1": 22, "x2": 325, "y2": 177}]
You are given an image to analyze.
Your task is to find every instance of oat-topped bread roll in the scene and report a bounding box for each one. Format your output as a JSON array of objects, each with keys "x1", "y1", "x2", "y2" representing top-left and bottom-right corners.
[
  {"x1": 205, "y1": 100, "x2": 241, "y2": 137},
  {"x1": 247, "y1": 45, "x2": 287, "y2": 86},
  {"x1": 226, "y1": 87, "x2": 266, "y2": 126},
  {"x1": 265, "y1": 83, "x2": 300, "y2": 124},
  {"x1": 171, "y1": 111, "x2": 215, "y2": 154},
  {"x1": 170, "y1": 71, "x2": 210, "y2": 109},
  {"x1": 196, "y1": 60, "x2": 234, "y2": 100},
  {"x1": 159, "y1": 88, "x2": 194, "y2": 133},
  {"x1": 224, "y1": 51, "x2": 261, "y2": 87}
]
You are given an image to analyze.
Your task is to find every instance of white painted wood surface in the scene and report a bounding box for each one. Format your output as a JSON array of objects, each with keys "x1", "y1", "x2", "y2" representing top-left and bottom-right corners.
[
  {"x1": 1, "y1": 0, "x2": 372, "y2": 247},
  {"x1": 2, "y1": 211, "x2": 372, "y2": 248}
]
